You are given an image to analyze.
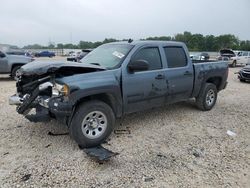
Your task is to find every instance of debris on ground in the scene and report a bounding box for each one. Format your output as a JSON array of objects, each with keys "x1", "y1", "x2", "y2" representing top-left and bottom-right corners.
[
  {"x1": 3, "y1": 152, "x2": 9, "y2": 156},
  {"x1": 83, "y1": 145, "x2": 119, "y2": 163},
  {"x1": 192, "y1": 148, "x2": 205, "y2": 158},
  {"x1": 48, "y1": 131, "x2": 69, "y2": 136},
  {"x1": 21, "y1": 174, "x2": 31, "y2": 182},
  {"x1": 45, "y1": 143, "x2": 52, "y2": 148},
  {"x1": 114, "y1": 129, "x2": 131, "y2": 134},
  {"x1": 227, "y1": 130, "x2": 237, "y2": 137},
  {"x1": 143, "y1": 176, "x2": 154, "y2": 182}
]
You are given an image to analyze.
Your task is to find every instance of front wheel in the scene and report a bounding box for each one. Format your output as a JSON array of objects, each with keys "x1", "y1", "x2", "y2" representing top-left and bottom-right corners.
[
  {"x1": 231, "y1": 61, "x2": 236, "y2": 67},
  {"x1": 70, "y1": 100, "x2": 115, "y2": 148},
  {"x1": 196, "y1": 83, "x2": 217, "y2": 111},
  {"x1": 11, "y1": 66, "x2": 21, "y2": 79}
]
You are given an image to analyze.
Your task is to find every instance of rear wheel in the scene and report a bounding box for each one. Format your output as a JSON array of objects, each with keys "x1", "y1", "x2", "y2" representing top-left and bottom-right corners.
[
  {"x1": 70, "y1": 100, "x2": 115, "y2": 148},
  {"x1": 196, "y1": 83, "x2": 217, "y2": 111}
]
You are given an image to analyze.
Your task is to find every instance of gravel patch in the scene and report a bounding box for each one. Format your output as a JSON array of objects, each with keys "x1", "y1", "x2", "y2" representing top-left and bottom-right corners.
[{"x1": 0, "y1": 67, "x2": 249, "y2": 187}]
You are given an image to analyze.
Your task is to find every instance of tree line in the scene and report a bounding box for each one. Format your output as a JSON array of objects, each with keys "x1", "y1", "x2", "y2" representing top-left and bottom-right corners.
[{"x1": 23, "y1": 31, "x2": 250, "y2": 51}]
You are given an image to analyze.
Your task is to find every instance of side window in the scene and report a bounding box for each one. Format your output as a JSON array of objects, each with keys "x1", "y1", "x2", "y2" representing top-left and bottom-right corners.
[
  {"x1": 164, "y1": 47, "x2": 187, "y2": 68},
  {"x1": 242, "y1": 52, "x2": 248, "y2": 56},
  {"x1": 132, "y1": 47, "x2": 162, "y2": 71}
]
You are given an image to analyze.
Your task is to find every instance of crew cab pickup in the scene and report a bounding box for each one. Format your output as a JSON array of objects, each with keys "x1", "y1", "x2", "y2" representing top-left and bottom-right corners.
[
  {"x1": 9, "y1": 41, "x2": 228, "y2": 148},
  {"x1": 0, "y1": 50, "x2": 33, "y2": 78}
]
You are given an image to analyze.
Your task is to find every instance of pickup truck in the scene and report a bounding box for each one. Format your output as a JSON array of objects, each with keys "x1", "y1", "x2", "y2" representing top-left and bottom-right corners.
[
  {"x1": 34, "y1": 51, "x2": 55, "y2": 58},
  {"x1": 9, "y1": 41, "x2": 228, "y2": 148},
  {"x1": 0, "y1": 50, "x2": 33, "y2": 78}
]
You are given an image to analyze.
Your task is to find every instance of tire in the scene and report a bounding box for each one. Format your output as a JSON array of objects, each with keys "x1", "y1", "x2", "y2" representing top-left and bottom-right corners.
[
  {"x1": 240, "y1": 79, "x2": 246, "y2": 82},
  {"x1": 11, "y1": 66, "x2": 21, "y2": 79},
  {"x1": 70, "y1": 100, "x2": 115, "y2": 148},
  {"x1": 196, "y1": 83, "x2": 217, "y2": 111},
  {"x1": 231, "y1": 61, "x2": 236, "y2": 67}
]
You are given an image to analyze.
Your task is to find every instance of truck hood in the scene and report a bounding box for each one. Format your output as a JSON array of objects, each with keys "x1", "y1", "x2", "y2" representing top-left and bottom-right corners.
[
  {"x1": 7, "y1": 54, "x2": 32, "y2": 63},
  {"x1": 18, "y1": 60, "x2": 106, "y2": 76},
  {"x1": 219, "y1": 49, "x2": 235, "y2": 57}
]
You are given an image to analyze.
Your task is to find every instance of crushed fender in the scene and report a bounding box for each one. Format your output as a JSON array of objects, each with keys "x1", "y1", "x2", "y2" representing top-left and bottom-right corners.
[{"x1": 83, "y1": 145, "x2": 119, "y2": 163}]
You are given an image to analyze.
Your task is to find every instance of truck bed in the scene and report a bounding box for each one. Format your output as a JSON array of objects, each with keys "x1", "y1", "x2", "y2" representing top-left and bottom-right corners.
[{"x1": 192, "y1": 60, "x2": 228, "y2": 97}]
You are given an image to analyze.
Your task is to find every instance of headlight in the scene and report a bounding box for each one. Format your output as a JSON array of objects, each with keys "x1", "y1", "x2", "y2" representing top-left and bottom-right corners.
[{"x1": 52, "y1": 83, "x2": 70, "y2": 96}]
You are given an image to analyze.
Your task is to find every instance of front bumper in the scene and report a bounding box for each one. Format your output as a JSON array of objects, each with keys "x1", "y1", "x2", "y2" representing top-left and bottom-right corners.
[
  {"x1": 9, "y1": 94, "x2": 73, "y2": 123},
  {"x1": 238, "y1": 71, "x2": 250, "y2": 80}
]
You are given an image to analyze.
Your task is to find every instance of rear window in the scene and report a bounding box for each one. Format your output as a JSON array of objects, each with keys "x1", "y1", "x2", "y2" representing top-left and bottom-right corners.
[{"x1": 164, "y1": 47, "x2": 187, "y2": 68}]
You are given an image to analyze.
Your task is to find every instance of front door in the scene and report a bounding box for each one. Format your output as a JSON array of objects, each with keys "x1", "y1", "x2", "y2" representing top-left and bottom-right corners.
[
  {"x1": 0, "y1": 51, "x2": 8, "y2": 73},
  {"x1": 123, "y1": 47, "x2": 168, "y2": 113}
]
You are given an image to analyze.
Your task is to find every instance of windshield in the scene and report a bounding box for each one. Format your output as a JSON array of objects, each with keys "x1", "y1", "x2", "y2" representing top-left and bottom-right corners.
[{"x1": 80, "y1": 44, "x2": 133, "y2": 69}]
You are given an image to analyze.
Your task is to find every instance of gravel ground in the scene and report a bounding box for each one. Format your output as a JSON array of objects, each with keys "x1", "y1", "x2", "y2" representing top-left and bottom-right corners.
[{"x1": 0, "y1": 67, "x2": 249, "y2": 187}]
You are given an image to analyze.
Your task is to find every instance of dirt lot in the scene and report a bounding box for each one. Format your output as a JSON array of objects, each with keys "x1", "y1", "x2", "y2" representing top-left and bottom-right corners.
[{"x1": 0, "y1": 67, "x2": 249, "y2": 187}]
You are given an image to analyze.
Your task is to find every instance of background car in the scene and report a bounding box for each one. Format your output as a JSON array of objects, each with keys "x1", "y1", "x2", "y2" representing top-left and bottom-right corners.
[
  {"x1": 34, "y1": 51, "x2": 55, "y2": 58},
  {"x1": 238, "y1": 65, "x2": 250, "y2": 82},
  {"x1": 67, "y1": 49, "x2": 92, "y2": 62}
]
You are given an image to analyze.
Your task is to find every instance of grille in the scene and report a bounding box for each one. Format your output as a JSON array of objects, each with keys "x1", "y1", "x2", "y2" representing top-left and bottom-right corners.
[{"x1": 242, "y1": 72, "x2": 250, "y2": 78}]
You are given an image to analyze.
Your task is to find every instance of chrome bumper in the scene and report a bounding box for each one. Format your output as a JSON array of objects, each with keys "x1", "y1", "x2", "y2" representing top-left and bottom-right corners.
[{"x1": 9, "y1": 94, "x2": 23, "y2": 105}]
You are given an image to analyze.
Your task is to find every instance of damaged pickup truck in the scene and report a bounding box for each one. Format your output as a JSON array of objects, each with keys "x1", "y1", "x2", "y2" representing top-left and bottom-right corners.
[{"x1": 9, "y1": 41, "x2": 228, "y2": 148}]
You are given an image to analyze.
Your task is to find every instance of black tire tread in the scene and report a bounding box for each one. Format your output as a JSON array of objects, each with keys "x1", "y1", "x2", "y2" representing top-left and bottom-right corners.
[
  {"x1": 196, "y1": 83, "x2": 217, "y2": 111},
  {"x1": 70, "y1": 100, "x2": 115, "y2": 148}
]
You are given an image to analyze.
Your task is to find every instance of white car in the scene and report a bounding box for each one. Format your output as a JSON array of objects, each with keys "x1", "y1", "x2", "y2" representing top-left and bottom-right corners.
[
  {"x1": 219, "y1": 49, "x2": 250, "y2": 67},
  {"x1": 234, "y1": 51, "x2": 250, "y2": 66}
]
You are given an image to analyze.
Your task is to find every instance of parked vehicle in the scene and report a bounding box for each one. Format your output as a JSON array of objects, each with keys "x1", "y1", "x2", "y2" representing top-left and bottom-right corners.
[
  {"x1": 34, "y1": 51, "x2": 55, "y2": 58},
  {"x1": 0, "y1": 50, "x2": 34, "y2": 78},
  {"x1": 236, "y1": 51, "x2": 250, "y2": 66},
  {"x1": 190, "y1": 52, "x2": 209, "y2": 60},
  {"x1": 238, "y1": 65, "x2": 250, "y2": 82},
  {"x1": 9, "y1": 41, "x2": 228, "y2": 148},
  {"x1": 67, "y1": 49, "x2": 92, "y2": 62},
  {"x1": 200, "y1": 52, "x2": 210, "y2": 60},
  {"x1": 219, "y1": 49, "x2": 250, "y2": 67}
]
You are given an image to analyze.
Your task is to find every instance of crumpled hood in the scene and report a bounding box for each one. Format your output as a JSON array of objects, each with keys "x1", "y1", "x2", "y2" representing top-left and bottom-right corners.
[{"x1": 18, "y1": 60, "x2": 105, "y2": 76}]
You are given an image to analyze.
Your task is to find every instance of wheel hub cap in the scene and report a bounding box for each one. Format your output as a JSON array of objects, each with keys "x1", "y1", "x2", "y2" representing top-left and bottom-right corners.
[
  {"x1": 206, "y1": 89, "x2": 215, "y2": 106},
  {"x1": 81, "y1": 111, "x2": 107, "y2": 139}
]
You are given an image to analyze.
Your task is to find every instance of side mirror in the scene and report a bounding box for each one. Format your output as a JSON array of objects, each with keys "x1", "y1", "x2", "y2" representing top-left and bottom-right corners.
[
  {"x1": 128, "y1": 60, "x2": 149, "y2": 72},
  {"x1": 0, "y1": 52, "x2": 6, "y2": 58}
]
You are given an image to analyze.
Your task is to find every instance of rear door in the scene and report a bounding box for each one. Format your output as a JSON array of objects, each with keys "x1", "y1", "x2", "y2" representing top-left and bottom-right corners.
[
  {"x1": 163, "y1": 46, "x2": 194, "y2": 102},
  {"x1": 123, "y1": 46, "x2": 168, "y2": 113}
]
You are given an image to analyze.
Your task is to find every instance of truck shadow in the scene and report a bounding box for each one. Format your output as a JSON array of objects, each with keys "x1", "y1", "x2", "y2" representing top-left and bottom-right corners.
[{"x1": 0, "y1": 77, "x2": 13, "y2": 81}]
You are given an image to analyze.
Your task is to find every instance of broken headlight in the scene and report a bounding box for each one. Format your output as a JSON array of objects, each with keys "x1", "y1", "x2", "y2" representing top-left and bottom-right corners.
[{"x1": 52, "y1": 83, "x2": 70, "y2": 96}]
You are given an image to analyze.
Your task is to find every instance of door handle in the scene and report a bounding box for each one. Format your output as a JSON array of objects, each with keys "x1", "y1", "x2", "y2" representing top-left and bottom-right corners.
[
  {"x1": 184, "y1": 71, "x2": 192, "y2": 76},
  {"x1": 155, "y1": 74, "x2": 165, "y2": 80}
]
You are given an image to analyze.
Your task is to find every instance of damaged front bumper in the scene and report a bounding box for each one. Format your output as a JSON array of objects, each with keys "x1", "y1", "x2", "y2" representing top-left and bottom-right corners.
[{"x1": 9, "y1": 82, "x2": 73, "y2": 124}]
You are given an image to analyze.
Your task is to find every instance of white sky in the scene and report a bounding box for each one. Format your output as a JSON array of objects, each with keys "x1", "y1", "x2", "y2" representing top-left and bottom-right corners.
[{"x1": 0, "y1": 0, "x2": 250, "y2": 47}]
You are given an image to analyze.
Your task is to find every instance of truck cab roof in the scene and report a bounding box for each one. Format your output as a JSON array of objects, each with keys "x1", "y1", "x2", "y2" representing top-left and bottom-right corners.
[{"x1": 108, "y1": 40, "x2": 185, "y2": 47}]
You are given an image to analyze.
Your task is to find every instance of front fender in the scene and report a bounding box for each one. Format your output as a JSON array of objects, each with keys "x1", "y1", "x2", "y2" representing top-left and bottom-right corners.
[{"x1": 69, "y1": 85, "x2": 123, "y2": 117}]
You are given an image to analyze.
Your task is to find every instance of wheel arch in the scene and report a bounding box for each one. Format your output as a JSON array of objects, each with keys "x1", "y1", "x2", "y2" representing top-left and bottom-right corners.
[{"x1": 206, "y1": 77, "x2": 222, "y2": 90}]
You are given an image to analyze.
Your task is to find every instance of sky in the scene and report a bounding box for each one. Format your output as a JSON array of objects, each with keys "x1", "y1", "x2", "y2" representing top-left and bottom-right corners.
[{"x1": 0, "y1": 0, "x2": 250, "y2": 47}]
